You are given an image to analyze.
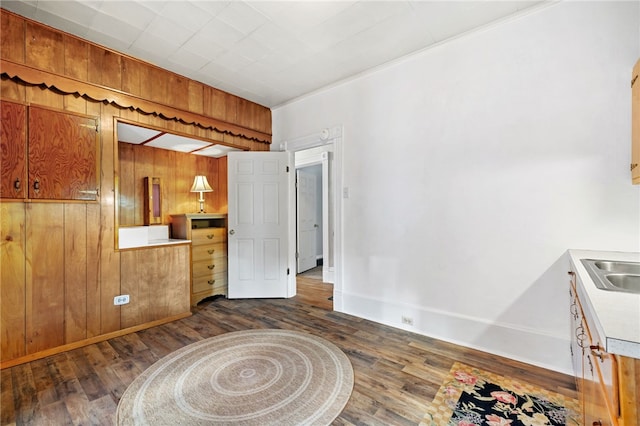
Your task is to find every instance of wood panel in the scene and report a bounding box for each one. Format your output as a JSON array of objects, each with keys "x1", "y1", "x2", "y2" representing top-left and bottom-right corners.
[
  {"x1": 120, "y1": 245, "x2": 190, "y2": 328},
  {"x1": 619, "y1": 356, "x2": 640, "y2": 425},
  {"x1": 0, "y1": 100, "x2": 26, "y2": 199},
  {"x1": 63, "y1": 34, "x2": 89, "y2": 81},
  {"x1": 64, "y1": 204, "x2": 88, "y2": 344},
  {"x1": 1, "y1": 74, "x2": 26, "y2": 101},
  {"x1": 88, "y1": 45, "x2": 122, "y2": 90},
  {"x1": 25, "y1": 21, "x2": 64, "y2": 74},
  {"x1": 25, "y1": 83, "x2": 64, "y2": 109},
  {"x1": 99, "y1": 105, "x2": 121, "y2": 335},
  {"x1": 188, "y1": 80, "x2": 204, "y2": 115},
  {"x1": 86, "y1": 202, "x2": 101, "y2": 338},
  {"x1": 25, "y1": 203, "x2": 65, "y2": 354},
  {"x1": 1, "y1": 11, "x2": 25, "y2": 64},
  {"x1": 0, "y1": 202, "x2": 26, "y2": 361},
  {"x1": 168, "y1": 74, "x2": 189, "y2": 111},
  {"x1": 203, "y1": 85, "x2": 226, "y2": 121},
  {"x1": 215, "y1": 156, "x2": 228, "y2": 213},
  {"x1": 118, "y1": 142, "x2": 136, "y2": 225},
  {"x1": 28, "y1": 106, "x2": 99, "y2": 200}
]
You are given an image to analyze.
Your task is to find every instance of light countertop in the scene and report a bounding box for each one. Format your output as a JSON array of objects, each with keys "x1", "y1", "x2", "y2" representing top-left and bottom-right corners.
[{"x1": 568, "y1": 249, "x2": 640, "y2": 359}]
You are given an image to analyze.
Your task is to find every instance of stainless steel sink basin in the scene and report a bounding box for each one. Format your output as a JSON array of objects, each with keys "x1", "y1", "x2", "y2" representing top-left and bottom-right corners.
[
  {"x1": 594, "y1": 260, "x2": 640, "y2": 274},
  {"x1": 605, "y1": 274, "x2": 640, "y2": 292},
  {"x1": 580, "y1": 259, "x2": 640, "y2": 294}
]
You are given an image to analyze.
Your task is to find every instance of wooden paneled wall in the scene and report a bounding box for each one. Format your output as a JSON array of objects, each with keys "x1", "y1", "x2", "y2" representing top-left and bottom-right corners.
[
  {"x1": 0, "y1": 9, "x2": 272, "y2": 144},
  {"x1": 0, "y1": 8, "x2": 267, "y2": 367},
  {"x1": 119, "y1": 143, "x2": 228, "y2": 227}
]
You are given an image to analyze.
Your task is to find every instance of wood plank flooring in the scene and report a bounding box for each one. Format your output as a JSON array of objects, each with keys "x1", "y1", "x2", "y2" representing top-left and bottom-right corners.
[{"x1": 1, "y1": 283, "x2": 577, "y2": 425}]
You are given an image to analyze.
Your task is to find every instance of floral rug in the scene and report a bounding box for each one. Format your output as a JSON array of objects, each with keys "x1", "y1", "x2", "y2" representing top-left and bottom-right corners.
[{"x1": 421, "y1": 362, "x2": 581, "y2": 426}]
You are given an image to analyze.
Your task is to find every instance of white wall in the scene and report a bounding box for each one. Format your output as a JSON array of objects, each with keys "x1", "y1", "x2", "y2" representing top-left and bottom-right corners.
[{"x1": 273, "y1": 1, "x2": 640, "y2": 373}]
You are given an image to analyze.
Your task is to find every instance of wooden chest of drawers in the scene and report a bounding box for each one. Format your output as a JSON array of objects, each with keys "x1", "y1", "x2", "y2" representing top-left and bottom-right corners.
[{"x1": 170, "y1": 214, "x2": 227, "y2": 305}]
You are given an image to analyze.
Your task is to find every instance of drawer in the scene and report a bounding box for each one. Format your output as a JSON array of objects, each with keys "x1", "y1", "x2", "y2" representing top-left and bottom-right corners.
[
  {"x1": 191, "y1": 228, "x2": 226, "y2": 246},
  {"x1": 193, "y1": 272, "x2": 227, "y2": 294},
  {"x1": 193, "y1": 258, "x2": 228, "y2": 278},
  {"x1": 192, "y1": 243, "x2": 226, "y2": 262}
]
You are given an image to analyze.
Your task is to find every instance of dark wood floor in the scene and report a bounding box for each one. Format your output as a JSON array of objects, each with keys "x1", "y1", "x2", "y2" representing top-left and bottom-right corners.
[{"x1": 1, "y1": 280, "x2": 577, "y2": 425}]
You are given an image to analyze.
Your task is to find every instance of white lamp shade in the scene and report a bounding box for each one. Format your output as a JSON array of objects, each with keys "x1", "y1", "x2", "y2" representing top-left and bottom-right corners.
[{"x1": 190, "y1": 175, "x2": 213, "y2": 192}]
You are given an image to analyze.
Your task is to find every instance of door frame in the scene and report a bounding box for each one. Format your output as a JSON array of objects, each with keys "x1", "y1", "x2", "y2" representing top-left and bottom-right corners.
[
  {"x1": 295, "y1": 156, "x2": 328, "y2": 280},
  {"x1": 282, "y1": 126, "x2": 343, "y2": 310}
]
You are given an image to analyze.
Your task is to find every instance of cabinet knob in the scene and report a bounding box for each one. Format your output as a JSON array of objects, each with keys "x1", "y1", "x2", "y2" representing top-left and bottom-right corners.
[
  {"x1": 229, "y1": 229, "x2": 235, "y2": 235},
  {"x1": 207, "y1": 279, "x2": 215, "y2": 285},
  {"x1": 207, "y1": 234, "x2": 214, "y2": 239},
  {"x1": 33, "y1": 179, "x2": 40, "y2": 192},
  {"x1": 207, "y1": 249, "x2": 214, "y2": 254},
  {"x1": 592, "y1": 421, "x2": 603, "y2": 426},
  {"x1": 207, "y1": 264, "x2": 215, "y2": 270},
  {"x1": 13, "y1": 178, "x2": 20, "y2": 190}
]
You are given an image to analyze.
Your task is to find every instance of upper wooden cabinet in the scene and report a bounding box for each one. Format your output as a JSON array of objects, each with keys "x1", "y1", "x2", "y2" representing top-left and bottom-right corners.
[
  {"x1": 28, "y1": 106, "x2": 100, "y2": 200},
  {"x1": 0, "y1": 100, "x2": 27, "y2": 198},
  {"x1": 632, "y1": 59, "x2": 639, "y2": 184},
  {"x1": 1, "y1": 103, "x2": 100, "y2": 201}
]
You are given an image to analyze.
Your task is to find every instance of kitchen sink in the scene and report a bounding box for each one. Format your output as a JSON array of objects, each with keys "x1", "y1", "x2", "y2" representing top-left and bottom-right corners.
[
  {"x1": 594, "y1": 260, "x2": 640, "y2": 274},
  {"x1": 605, "y1": 274, "x2": 640, "y2": 292},
  {"x1": 580, "y1": 259, "x2": 640, "y2": 294}
]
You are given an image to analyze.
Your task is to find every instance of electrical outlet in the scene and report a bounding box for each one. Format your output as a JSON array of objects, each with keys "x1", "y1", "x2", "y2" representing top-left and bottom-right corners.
[
  {"x1": 114, "y1": 295, "x2": 130, "y2": 306},
  {"x1": 401, "y1": 316, "x2": 413, "y2": 326}
]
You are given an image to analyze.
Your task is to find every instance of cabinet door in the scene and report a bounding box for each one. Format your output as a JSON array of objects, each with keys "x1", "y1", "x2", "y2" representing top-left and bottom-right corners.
[
  {"x1": 633, "y1": 59, "x2": 639, "y2": 184},
  {"x1": 28, "y1": 106, "x2": 99, "y2": 200},
  {"x1": 0, "y1": 202, "x2": 26, "y2": 361},
  {"x1": 0, "y1": 100, "x2": 27, "y2": 199}
]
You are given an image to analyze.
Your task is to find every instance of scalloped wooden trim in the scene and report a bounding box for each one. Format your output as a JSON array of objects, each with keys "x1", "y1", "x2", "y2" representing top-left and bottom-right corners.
[{"x1": 0, "y1": 60, "x2": 271, "y2": 144}]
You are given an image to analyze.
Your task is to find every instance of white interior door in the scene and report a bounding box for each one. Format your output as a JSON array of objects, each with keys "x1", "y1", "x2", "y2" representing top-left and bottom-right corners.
[
  {"x1": 227, "y1": 151, "x2": 289, "y2": 298},
  {"x1": 296, "y1": 169, "x2": 317, "y2": 273}
]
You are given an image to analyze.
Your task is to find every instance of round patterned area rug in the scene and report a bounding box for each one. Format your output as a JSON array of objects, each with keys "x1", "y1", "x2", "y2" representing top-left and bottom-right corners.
[{"x1": 116, "y1": 329, "x2": 354, "y2": 425}]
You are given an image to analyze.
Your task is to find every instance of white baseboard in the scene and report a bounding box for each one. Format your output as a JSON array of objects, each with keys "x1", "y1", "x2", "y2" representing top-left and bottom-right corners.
[{"x1": 336, "y1": 291, "x2": 573, "y2": 375}]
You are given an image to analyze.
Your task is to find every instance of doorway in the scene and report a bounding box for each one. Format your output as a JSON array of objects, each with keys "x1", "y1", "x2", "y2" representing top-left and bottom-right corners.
[
  {"x1": 295, "y1": 162, "x2": 332, "y2": 309},
  {"x1": 284, "y1": 126, "x2": 343, "y2": 311}
]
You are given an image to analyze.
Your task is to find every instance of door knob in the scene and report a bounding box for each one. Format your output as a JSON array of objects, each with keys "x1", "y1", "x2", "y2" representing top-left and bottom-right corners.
[{"x1": 229, "y1": 229, "x2": 235, "y2": 235}]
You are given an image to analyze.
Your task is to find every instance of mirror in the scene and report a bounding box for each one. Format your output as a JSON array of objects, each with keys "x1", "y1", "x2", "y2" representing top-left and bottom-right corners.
[{"x1": 144, "y1": 177, "x2": 162, "y2": 225}]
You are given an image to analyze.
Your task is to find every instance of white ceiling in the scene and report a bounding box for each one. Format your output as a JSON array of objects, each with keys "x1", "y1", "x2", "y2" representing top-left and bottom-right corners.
[{"x1": 2, "y1": 0, "x2": 546, "y2": 108}]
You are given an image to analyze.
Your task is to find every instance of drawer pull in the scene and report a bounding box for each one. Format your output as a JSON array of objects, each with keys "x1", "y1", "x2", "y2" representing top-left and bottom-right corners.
[
  {"x1": 14, "y1": 178, "x2": 20, "y2": 190},
  {"x1": 207, "y1": 234, "x2": 214, "y2": 239},
  {"x1": 207, "y1": 249, "x2": 214, "y2": 254},
  {"x1": 33, "y1": 179, "x2": 40, "y2": 192},
  {"x1": 207, "y1": 264, "x2": 215, "y2": 270},
  {"x1": 208, "y1": 279, "x2": 215, "y2": 285}
]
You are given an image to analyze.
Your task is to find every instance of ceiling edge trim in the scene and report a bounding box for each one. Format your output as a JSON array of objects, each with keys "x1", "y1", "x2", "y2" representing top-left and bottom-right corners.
[{"x1": 0, "y1": 60, "x2": 272, "y2": 144}]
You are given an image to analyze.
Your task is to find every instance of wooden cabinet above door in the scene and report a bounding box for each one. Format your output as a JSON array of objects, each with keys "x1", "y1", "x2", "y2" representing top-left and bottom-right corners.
[
  {"x1": 1, "y1": 100, "x2": 27, "y2": 199},
  {"x1": 28, "y1": 106, "x2": 100, "y2": 200}
]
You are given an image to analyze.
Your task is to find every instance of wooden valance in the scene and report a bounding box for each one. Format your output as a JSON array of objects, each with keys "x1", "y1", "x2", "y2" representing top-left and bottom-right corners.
[{"x1": 1, "y1": 60, "x2": 272, "y2": 144}]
